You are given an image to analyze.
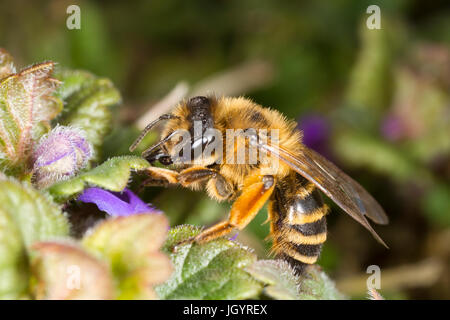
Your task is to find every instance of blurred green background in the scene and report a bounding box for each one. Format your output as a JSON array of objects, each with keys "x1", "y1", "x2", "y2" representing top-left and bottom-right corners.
[{"x1": 1, "y1": 0, "x2": 449, "y2": 299}]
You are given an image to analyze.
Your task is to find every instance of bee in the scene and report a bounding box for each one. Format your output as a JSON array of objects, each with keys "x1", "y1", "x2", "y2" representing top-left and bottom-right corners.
[{"x1": 130, "y1": 96, "x2": 388, "y2": 275}]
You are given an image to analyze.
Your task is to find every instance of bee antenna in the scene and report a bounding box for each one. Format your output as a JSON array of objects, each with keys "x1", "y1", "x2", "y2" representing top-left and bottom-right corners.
[
  {"x1": 142, "y1": 129, "x2": 183, "y2": 158},
  {"x1": 129, "y1": 114, "x2": 179, "y2": 152}
]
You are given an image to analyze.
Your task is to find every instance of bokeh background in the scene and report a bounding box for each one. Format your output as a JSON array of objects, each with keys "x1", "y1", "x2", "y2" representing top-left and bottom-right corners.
[{"x1": 1, "y1": 0, "x2": 449, "y2": 299}]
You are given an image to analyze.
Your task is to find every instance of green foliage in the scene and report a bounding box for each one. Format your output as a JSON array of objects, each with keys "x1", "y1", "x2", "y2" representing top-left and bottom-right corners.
[
  {"x1": 297, "y1": 266, "x2": 346, "y2": 300},
  {"x1": 392, "y1": 69, "x2": 450, "y2": 163},
  {"x1": 1, "y1": 0, "x2": 448, "y2": 299},
  {"x1": 0, "y1": 49, "x2": 121, "y2": 191},
  {"x1": 345, "y1": 21, "x2": 398, "y2": 117},
  {"x1": 245, "y1": 260, "x2": 300, "y2": 299},
  {"x1": 0, "y1": 179, "x2": 69, "y2": 299},
  {"x1": 0, "y1": 179, "x2": 70, "y2": 252},
  {"x1": 47, "y1": 156, "x2": 150, "y2": 202},
  {"x1": 333, "y1": 132, "x2": 429, "y2": 182},
  {"x1": 0, "y1": 56, "x2": 62, "y2": 175},
  {"x1": 32, "y1": 241, "x2": 114, "y2": 300},
  {"x1": 32, "y1": 214, "x2": 172, "y2": 300},
  {"x1": 82, "y1": 214, "x2": 173, "y2": 299},
  {"x1": 55, "y1": 69, "x2": 121, "y2": 161},
  {"x1": 423, "y1": 184, "x2": 450, "y2": 227},
  {"x1": 101, "y1": 126, "x2": 145, "y2": 159},
  {"x1": 0, "y1": 48, "x2": 15, "y2": 79},
  {"x1": 0, "y1": 201, "x2": 29, "y2": 300},
  {"x1": 246, "y1": 260, "x2": 345, "y2": 300},
  {"x1": 156, "y1": 225, "x2": 263, "y2": 300}
]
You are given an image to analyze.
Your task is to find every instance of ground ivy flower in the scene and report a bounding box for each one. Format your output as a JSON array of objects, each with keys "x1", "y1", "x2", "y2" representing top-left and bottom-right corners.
[
  {"x1": 297, "y1": 114, "x2": 331, "y2": 159},
  {"x1": 380, "y1": 114, "x2": 406, "y2": 141},
  {"x1": 32, "y1": 126, "x2": 92, "y2": 188},
  {"x1": 78, "y1": 187, "x2": 161, "y2": 216},
  {"x1": 229, "y1": 232, "x2": 239, "y2": 241}
]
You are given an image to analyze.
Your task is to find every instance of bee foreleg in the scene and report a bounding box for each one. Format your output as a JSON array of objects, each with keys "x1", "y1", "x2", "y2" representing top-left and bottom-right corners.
[
  {"x1": 141, "y1": 166, "x2": 221, "y2": 188},
  {"x1": 139, "y1": 167, "x2": 180, "y2": 188}
]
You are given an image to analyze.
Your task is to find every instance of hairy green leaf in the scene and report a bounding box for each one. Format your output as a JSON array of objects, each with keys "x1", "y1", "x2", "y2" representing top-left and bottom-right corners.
[
  {"x1": 55, "y1": 69, "x2": 121, "y2": 160},
  {"x1": 0, "y1": 179, "x2": 69, "y2": 299},
  {"x1": 246, "y1": 259, "x2": 345, "y2": 300},
  {"x1": 46, "y1": 156, "x2": 150, "y2": 202},
  {"x1": 0, "y1": 58, "x2": 62, "y2": 175},
  {"x1": 155, "y1": 225, "x2": 262, "y2": 300},
  {"x1": 298, "y1": 266, "x2": 346, "y2": 300},
  {"x1": 0, "y1": 49, "x2": 15, "y2": 79},
  {"x1": 0, "y1": 206, "x2": 28, "y2": 299},
  {"x1": 82, "y1": 214, "x2": 172, "y2": 299}
]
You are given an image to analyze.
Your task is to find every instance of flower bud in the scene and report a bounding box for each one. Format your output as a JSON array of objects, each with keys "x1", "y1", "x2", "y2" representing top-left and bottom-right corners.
[{"x1": 32, "y1": 126, "x2": 92, "y2": 188}]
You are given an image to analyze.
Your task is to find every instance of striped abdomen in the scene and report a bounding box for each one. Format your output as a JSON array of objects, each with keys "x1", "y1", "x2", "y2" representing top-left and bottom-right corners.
[{"x1": 269, "y1": 173, "x2": 328, "y2": 275}]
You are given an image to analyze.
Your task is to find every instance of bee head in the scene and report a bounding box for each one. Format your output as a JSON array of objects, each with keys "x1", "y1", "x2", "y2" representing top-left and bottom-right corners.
[
  {"x1": 174, "y1": 95, "x2": 219, "y2": 164},
  {"x1": 186, "y1": 96, "x2": 215, "y2": 134},
  {"x1": 138, "y1": 96, "x2": 220, "y2": 166}
]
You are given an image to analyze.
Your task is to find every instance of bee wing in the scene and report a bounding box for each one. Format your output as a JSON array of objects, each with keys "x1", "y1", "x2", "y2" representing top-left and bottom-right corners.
[{"x1": 252, "y1": 138, "x2": 389, "y2": 247}]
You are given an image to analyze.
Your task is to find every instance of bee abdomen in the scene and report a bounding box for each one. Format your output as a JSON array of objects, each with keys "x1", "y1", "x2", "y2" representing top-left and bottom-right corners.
[
  {"x1": 279, "y1": 214, "x2": 327, "y2": 270},
  {"x1": 269, "y1": 179, "x2": 328, "y2": 275}
]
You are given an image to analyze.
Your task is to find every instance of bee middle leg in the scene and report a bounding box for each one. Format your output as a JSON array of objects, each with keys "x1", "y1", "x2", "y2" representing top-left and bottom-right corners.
[
  {"x1": 175, "y1": 173, "x2": 276, "y2": 248},
  {"x1": 177, "y1": 166, "x2": 221, "y2": 187}
]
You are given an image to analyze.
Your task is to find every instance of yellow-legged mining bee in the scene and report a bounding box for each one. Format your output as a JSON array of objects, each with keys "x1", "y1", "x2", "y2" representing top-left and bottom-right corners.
[{"x1": 130, "y1": 96, "x2": 388, "y2": 275}]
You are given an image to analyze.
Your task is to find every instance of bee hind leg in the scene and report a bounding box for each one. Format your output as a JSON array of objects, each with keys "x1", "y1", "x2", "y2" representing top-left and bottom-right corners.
[{"x1": 173, "y1": 173, "x2": 275, "y2": 251}]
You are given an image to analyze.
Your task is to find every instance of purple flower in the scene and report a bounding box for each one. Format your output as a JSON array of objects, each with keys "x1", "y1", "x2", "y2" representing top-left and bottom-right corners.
[
  {"x1": 229, "y1": 232, "x2": 239, "y2": 241},
  {"x1": 32, "y1": 126, "x2": 92, "y2": 188},
  {"x1": 78, "y1": 187, "x2": 161, "y2": 216},
  {"x1": 298, "y1": 114, "x2": 331, "y2": 159},
  {"x1": 380, "y1": 114, "x2": 405, "y2": 141}
]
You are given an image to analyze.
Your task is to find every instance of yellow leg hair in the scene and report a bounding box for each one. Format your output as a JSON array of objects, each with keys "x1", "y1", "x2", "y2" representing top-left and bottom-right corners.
[{"x1": 188, "y1": 172, "x2": 276, "y2": 245}]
